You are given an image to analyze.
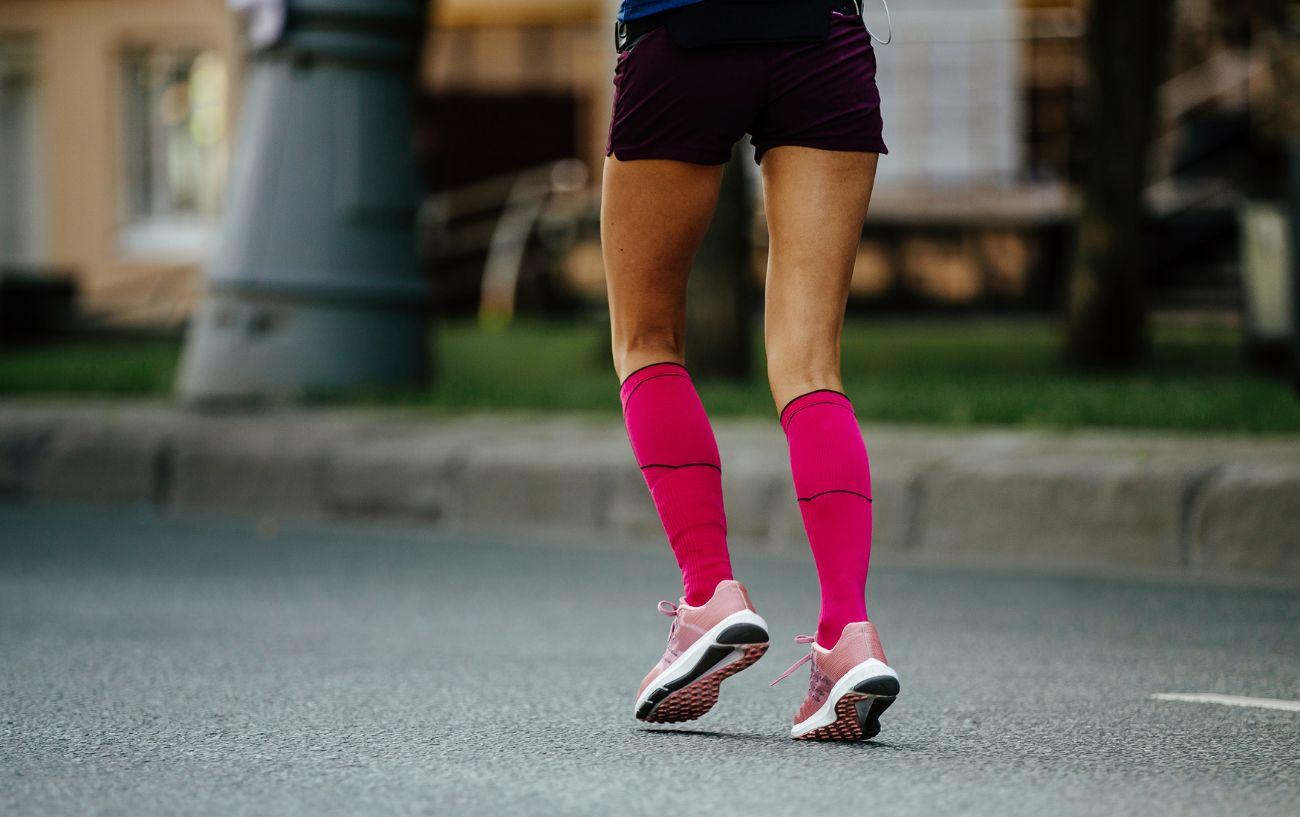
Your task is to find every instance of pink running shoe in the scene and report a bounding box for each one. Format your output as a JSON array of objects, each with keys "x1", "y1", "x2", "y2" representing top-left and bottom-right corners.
[
  {"x1": 635, "y1": 580, "x2": 770, "y2": 723},
  {"x1": 771, "y1": 621, "x2": 900, "y2": 741}
]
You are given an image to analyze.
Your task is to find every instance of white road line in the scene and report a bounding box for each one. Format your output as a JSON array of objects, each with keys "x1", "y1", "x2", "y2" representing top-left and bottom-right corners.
[{"x1": 1151, "y1": 693, "x2": 1300, "y2": 713}]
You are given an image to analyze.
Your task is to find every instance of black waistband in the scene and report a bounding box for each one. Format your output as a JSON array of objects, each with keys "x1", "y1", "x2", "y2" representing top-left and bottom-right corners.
[{"x1": 617, "y1": 0, "x2": 863, "y2": 53}]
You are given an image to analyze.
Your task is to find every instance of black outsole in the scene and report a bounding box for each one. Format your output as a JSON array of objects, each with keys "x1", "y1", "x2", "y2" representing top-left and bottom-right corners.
[
  {"x1": 716, "y1": 623, "x2": 769, "y2": 645},
  {"x1": 852, "y1": 676, "x2": 899, "y2": 739},
  {"x1": 854, "y1": 694, "x2": 896, "y2": 739},
  {"x1": 852, "y1": 675, "x2": 900, "y2": 697},
  {"x1": 636, "y1": 629, "x2": 770, "y2": 720}
]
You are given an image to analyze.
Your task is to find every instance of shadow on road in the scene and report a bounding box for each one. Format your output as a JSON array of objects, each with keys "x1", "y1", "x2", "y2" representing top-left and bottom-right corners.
[
  {"x1": 638, "y1": 727, "x2": 773, "y2": 743},
  {"x1": 638, "y1": 727, "x2": 916, "y2": 753}
]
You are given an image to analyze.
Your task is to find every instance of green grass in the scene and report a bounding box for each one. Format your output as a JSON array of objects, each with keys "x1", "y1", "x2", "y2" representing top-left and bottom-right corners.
[
  {"x1": 3, "y1": 319, "x2": 1299, "y2": 433},
  {"x1": 0, "y1": 339, "x2": 183, "y2": 397}
]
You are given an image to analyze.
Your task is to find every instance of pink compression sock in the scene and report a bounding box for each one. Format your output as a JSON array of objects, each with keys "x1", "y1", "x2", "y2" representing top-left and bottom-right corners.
[
  {"x1": 620, "y1": 362, "x2": 733, "y2": 607},
  {"x1": 781, "y1": 390, "x2": 872, "y2": 649}
]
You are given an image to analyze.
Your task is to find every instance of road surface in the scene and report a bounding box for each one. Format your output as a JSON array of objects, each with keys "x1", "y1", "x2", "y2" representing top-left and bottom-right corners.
[{"x1": 1, "y1": 507, "x2": 1296, "y2": 816}]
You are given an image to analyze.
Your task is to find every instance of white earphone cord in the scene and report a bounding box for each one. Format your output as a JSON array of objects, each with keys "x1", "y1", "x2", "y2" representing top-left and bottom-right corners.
[{"x1": 864, "y1": 0, "x2": 893, "y2": 45}]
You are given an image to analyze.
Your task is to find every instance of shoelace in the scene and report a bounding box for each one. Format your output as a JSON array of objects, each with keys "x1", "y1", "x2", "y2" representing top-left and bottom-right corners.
[
  {"x1": 769, "y1": 635, "x2": 817, "y2": 686},
  {"x1": 657, "y1": 600, "x2": 681, "y2": 644}
]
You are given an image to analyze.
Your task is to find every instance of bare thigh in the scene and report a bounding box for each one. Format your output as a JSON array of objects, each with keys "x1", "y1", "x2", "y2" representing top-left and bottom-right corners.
[
  {"x1": 601, "y1": 156, "x2": 724, "y2": 380},
  {"x1": 761, "y1": 146, "x2": 879, "y2": 410}
]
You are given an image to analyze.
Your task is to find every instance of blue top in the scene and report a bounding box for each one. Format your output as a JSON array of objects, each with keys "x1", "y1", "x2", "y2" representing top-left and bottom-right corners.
[{"x1": 618, "y1": 0, "x2": 705, "y2": 21}]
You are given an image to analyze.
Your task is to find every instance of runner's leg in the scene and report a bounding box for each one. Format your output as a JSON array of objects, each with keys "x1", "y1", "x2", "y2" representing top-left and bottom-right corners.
[
  {"x1": 603, "y1": 156, "x2": 732, "y2": 606},
  {"x1": 762, "y1": 146, "x2": 879, "y2": 648}
]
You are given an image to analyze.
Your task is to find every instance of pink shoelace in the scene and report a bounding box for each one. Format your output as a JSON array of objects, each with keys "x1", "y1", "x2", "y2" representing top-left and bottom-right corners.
[
  {"x1": 656, "y1": 601, "x2": 681, "y2": 651},
  {"x1": 770, "y1": 635, "x2": 817, "y2": 686}
]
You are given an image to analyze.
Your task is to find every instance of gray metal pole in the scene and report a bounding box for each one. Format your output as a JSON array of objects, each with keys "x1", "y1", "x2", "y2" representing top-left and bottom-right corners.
[{"x1": 178, "y1": 0, "x2": 430, "y2": 403}]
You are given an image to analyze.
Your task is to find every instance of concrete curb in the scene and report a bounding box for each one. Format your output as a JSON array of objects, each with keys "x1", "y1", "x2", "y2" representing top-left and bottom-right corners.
[{"x1": 1, "y1": 402, "x2": 1297, "y2": 580}]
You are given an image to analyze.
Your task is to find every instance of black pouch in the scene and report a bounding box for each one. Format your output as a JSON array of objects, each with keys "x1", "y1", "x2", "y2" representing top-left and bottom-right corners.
[{"x1": 665, "y1": 0, "x2": 839, "y2": 49}]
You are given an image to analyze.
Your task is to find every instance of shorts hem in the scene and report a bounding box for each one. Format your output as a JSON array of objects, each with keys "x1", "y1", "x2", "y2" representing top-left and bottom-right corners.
[
  {"x1": 752, "y1": 139, "x2": 889, "y2": 164},
  {"x1": 606, "y1": 146, "x2": 731, "y2": 166}
]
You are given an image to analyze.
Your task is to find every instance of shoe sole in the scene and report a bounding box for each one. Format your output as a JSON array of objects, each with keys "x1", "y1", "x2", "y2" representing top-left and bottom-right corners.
[
  {"x1": 793, "y1": 675, "x2": 899, "y2": 741},
  {"x1": 636, "y1": 621, "x2": 770, "y2": 724}
]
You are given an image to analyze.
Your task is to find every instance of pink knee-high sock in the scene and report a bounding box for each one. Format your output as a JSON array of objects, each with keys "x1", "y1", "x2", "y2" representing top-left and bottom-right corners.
[
  {"x1": 781, "y1": 390, "x2": 872, "y2": 649},
  {"x1": 620, "y1": 362, "x2": 733, "y2": 606}
]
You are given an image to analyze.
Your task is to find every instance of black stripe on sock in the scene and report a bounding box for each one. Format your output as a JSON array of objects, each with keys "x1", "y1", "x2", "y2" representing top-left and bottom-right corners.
[
  {"x1": 621, "y1": 371, "x2": 691, "y2": 406},
  {"x1": 639, "y1": 462, "x2": 721, "y2": 471},
  {"x1": 781, "y1": 399, "x2": 855, "y2": 431},
  {"x1": 619, "y1": 360, "x2": 688, "y2": 387},
  {"x1": 778, "y1": 388, "x2": 851, "y2": 425},
  {"x1": 797, "y1": 489, "x2": 872, "y2": 503}
]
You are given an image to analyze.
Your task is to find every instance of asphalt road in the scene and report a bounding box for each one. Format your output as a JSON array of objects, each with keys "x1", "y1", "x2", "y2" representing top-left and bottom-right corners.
[{"x1": 1, "y1": 507, "x2": 1297, "y2": 817}]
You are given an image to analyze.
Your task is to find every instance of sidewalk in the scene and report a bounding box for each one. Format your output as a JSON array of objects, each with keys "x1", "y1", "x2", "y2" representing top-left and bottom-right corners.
[{"x1": 1, "y1": 401, "x2": 1296, "y2": 581}]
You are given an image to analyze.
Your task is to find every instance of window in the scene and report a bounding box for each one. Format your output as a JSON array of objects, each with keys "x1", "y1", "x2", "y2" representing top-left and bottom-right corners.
[
  {"x1": 0, "y1": 34, "x2": 45, "y2": 266},
  {"x1": 119, "y1": 47, "x2": 227, "y2": 259}
]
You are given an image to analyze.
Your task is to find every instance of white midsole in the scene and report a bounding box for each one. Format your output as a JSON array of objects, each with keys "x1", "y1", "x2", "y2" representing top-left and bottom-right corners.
[
  {"x1": 635, "y1": 609, "x2": 770, "y2": 712},
  {"x1": 789, "y1": 658, "x2": 899, "y2": 738}
]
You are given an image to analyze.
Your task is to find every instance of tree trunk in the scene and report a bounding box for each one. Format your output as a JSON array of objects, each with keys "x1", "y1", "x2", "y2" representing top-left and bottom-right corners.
[
  {"x1": 1064, "y1": 0, "x2": 1175, "y2": 369},
  {"x1": 686, "y1": 152, "x2": 754, "y2": 379}
]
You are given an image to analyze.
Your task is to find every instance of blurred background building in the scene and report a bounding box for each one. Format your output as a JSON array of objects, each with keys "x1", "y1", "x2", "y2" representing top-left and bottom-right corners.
[
  {"x1": 0, "y1": 0, "x2": 240, "y2": 325},
  {"x1": 0, "y1": 0, "x2": 1291, "y2": 333}
]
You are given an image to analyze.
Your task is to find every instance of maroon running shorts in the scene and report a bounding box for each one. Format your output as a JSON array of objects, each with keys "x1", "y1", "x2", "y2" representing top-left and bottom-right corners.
[{"x1": 606, "y1": 10, "x2": 888, "y2": 165}]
